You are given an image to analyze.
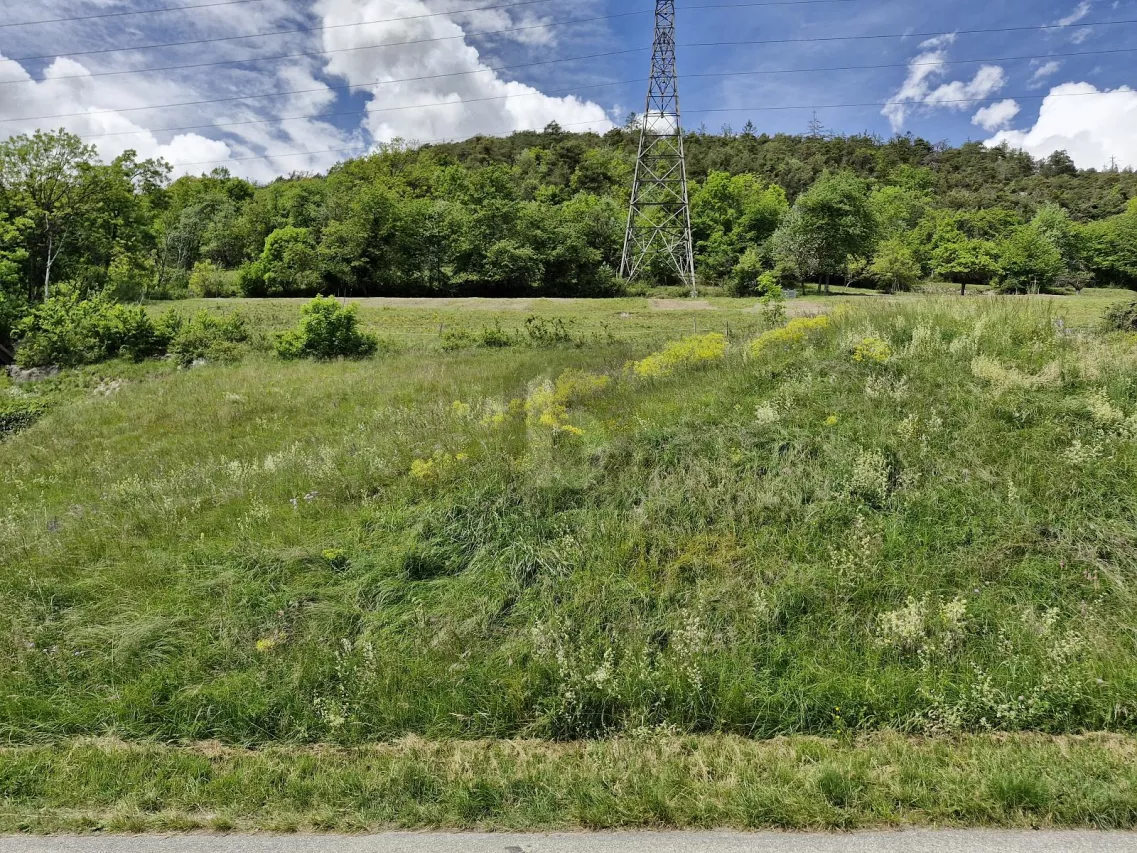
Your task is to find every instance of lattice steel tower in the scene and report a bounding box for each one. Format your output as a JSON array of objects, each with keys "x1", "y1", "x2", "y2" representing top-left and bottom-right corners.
[{"x1": 620, "y1": 0, "x2": 696, "y2": 295}]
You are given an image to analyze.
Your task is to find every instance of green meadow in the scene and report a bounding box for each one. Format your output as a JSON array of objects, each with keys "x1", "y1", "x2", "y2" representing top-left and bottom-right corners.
[{"x1": 2, "y1": 290, "x2": 1137, "y2": 830}]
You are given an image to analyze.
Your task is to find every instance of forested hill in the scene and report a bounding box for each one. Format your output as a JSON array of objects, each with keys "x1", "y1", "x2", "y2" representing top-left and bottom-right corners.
[
  {"x1": 428, "y1": 125, "x2": 1137, "y2": 220},
  {"x1": 1, "y1": 126, "x2": 1136, "y2": 355}
]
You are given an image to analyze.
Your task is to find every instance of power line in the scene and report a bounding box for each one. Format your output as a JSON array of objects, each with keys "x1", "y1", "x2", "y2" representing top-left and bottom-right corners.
[
  {"x1": 0, "y1": 49, "x2": 643, "y2": 125},
  {"x1": 64, "y1": 74, "x2": 1137, "y2": 145},
  {"x1": 1, "y1": 7, "x2": 645, "y2": 69},
  {"x1": 3, "y1": 45, "x2": 1132, "y2": 127},
  {"x1": 163, "y1": 118, "x2": 610, "y2": 170},
  {"x1": 0, "y1": 0, "x2": 862, "y2": 66},
  {"x1": 681, "y1": 87, "x2": 1137, "y2": 116},
  {"x1": 0, "y1": 0, "x2": 269, "y2": 28},
  {"x1": 4, "y1": 11, "x2": 1136, "y2": 88},
  {"x1": 0, "y1": 0, "x2": 854, "y2": 29},
  {"x1": 97, "y1": 82, "x2": 1137, "y2": 171},
  {"x1": 80, "y1": 78, "x2": 635, "y2": 141},
  {"x1": 5, "y1": 4, "x2": 1136, "y2": 76}
]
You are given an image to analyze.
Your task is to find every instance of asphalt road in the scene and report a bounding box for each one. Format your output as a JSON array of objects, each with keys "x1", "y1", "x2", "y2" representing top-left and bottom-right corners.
[{"x1": 4, "y1": 832, "x2": 1136, "y2": 853}]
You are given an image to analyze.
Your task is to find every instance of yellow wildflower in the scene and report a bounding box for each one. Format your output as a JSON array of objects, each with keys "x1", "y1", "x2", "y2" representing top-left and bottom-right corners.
[
  {"x1": 632, "y1": 333, "x2": 728, "y2": 378},
  {"x1": 852, "y1": 337, "x2": 893, "y2": 364},
  {"x1": 410, "y1": 458, "x2": 437, "y2": 481},
  {"x1": 749, "y1": 316, "x2": 830, "y2": 358}
]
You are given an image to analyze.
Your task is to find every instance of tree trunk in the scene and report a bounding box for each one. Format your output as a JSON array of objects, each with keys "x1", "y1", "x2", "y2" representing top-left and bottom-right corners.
[
  {"x1": 960, "y1": 281, "x2": 967, "y2": 297},
  {"x1": 44, "y1": 231, "x2": 53, "y2": 301}
]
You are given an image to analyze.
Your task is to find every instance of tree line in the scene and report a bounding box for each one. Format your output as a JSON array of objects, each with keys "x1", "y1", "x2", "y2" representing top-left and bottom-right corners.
[{"x1": 1, "y1": 124, "x2": 1136, "y2": 357}]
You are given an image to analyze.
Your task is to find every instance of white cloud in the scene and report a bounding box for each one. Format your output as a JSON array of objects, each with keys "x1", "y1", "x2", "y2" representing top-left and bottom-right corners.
[
  {"x1": 987, "y1": 83, "x2": 1137, "y2": 169},
  {"x1": 1031, "y1": 61, "x2": 1063, "y2": 85},
  {"x1": 314, "y1": 0, "x2": 612, "y2": 145},
  {"x1": 972, "y1": 99, "x2": 1021, "y2": 131},
  {"x1": 1056, "y1": 1, "x2": 1093, "y2": 26},
  {"x1": 882, "y1": 38, "x2": 1007, "y2": 131},
  {"x1": 924, "y1": 66, "x2": 1007, "y2": 108},
  {"x1": 0, "y1": 0, "x2": 614, "y2": 178},
  {"x1": 0, "y1": 54, "x2": 239, "y2": 176}
]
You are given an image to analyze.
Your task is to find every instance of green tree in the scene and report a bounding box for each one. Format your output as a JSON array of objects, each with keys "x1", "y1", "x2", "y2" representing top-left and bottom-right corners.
[
  {"x1": 0, "y1": 131, "x2": 100, "y2": 299},
  {"x1": 259, "y1": 226, "x2": 322, "y2": 297},
  {"x1": 870, "y1": 236, "x2": 922, "y2": 293},
  {"x1": 997, "y1": 225, "x2": 1066, "y2": 293},
  {"x1": 774, "y1": 171, "x2": 877, "y2": 291},
  {"x1": 929, "y1": 233, "x2": 1001, "y2": 295},
  {"x1": 1081, "y1": 207, "x2": 1137, "y2": 289}
]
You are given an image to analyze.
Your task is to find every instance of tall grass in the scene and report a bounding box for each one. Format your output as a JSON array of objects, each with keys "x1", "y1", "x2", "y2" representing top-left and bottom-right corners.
[{"x1": 2, "y1": 299, "x2": 1136, "y2": 745}]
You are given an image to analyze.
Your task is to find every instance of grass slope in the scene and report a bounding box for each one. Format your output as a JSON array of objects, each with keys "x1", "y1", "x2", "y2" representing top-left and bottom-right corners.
[{"x1": 2, "y1": 297, "x2": 1136, "y2": 748}]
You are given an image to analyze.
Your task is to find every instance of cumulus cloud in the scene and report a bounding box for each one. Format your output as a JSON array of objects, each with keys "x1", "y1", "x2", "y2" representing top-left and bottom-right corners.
[
  {"x1": 987, "y1": 83, "x2": 1137, "y2": 169},
  {"x1": 0, "y1": 0, "x2": 614, "y2": 178},
  {"x1": 314, "y1": 0, "x2": 612, "y2": 145},
  {"x1": 972, "y1": 99, "x2": 1021, "y2": 131},
  {"x1": 882, "y1": 34, "x2": 1007, "y2": 130}
]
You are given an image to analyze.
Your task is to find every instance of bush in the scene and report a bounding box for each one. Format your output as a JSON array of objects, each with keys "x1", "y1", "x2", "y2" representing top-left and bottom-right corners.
[
  {"x1": 236, "y1": 259, "x2": 269, "y2": 297},
  {"x1": 275, "y1": 297, "x2": 379, "y2": 360},
  {"x1": 0, "y1": 396, "x2": 47, "y2": 438},
  {"x1": 189, "y1": 261, "x2": 240, "y2": 298},
  {"x1": 1105, "y1": 299, "x2": 1137, "y2": 332},
  {"x1": 0, "y1": 289, "x2": 27, "y2": 361},
  {"x1": 105, "y1": 252, "x2": 157, "y2": 302},
  {"x1": 440, "y1": 328, "x2": 476, "y2": 351},
  {"x1": 16, "y1": 292, "x2": 165, "y2": 367},
  {"x1": 524, "y1": 316, "x2": 575, "y2": 347},
  {"x1": 478, "y1": 321, "x2": 515, "y2": 349},
  {"x1": 167, "y1": 310, "x2": 249, "y2": 366}
]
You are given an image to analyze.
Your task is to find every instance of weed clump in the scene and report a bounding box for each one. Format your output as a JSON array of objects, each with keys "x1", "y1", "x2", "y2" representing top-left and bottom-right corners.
[{"x1": 0, "y1": 396, "x2": 46, "y2": 438}]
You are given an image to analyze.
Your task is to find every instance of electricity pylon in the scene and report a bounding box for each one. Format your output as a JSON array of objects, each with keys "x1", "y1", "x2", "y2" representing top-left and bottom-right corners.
[{"x1": 620, "y1": 0, "x2": 697, "y2": 296}]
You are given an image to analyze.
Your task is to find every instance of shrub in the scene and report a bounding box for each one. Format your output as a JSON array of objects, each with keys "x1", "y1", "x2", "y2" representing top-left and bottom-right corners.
[
  {"x1": 261, "y1": 226, "x2": 322, "y2": 297},
  {"x1": 167, "y1": 310, "x2": 249, "y2": 366},
  {"x1": 0, "y1": 396, "x2": 46, "y2": 438},
  {"x1": 1105, "y1": 299, "x2": 1137, "y2": 332},
  {"x1": 478, "y1": 321, "x2": 515, "y2": 349},
  {"x1": 275, "y1": 297, "x2": 379, "y2": 360},
  {"x1": 0, "y1": 289, "x2": 27, "y2": 360},
  {"x1": 236, "y1": 259, "x2": 269, "y2": 297},
  {"x1": 15, "y1": 292, "x2": 167, "y2": 367},
  {"x1": 189, "y1": 261, "x2": 239, "y2": 298},
  {"x1": 440, "y1": 328, "x2": 476, "y2": 351},
  {"x1": 105, "y1": 252, "x2": 157, "y2": 302},
  {"x1": 115, "y1": 304, "x2": 170, "y2": 361},
  {"x1": 524, "y1": 316, "x2": 574, "y2": 347}
]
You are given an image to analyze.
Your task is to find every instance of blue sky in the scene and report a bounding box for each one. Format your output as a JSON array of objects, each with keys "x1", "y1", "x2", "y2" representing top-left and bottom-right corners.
[{"x1": 0, "y1": 0, "x2": 1133, "y2": 179}]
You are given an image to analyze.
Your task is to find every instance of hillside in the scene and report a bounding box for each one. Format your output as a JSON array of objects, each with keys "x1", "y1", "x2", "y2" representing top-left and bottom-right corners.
[{"x1": 3, "y1": 298, "x2": 1136, "y2": 747}]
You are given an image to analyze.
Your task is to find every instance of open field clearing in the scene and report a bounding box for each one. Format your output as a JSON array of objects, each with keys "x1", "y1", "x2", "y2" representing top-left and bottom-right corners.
[
  {"x1": 3, "y1": 295, "x2": 1137, "y2": 829},
  {"x1": 146, "y1": 288, "x2": 1132, "y2": 349}
]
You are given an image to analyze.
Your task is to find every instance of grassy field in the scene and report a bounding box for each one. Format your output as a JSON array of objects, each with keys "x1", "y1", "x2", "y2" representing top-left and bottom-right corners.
[
  {"x1": 3, "y1": 734, "x2": 1137, "y2": 833},
  {"x1": 2, "y1": 289, "x2": 1137, "y2": 830},
  {"x1": 146, "y1": 287, "x2": 1133, "y2": 350}
]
